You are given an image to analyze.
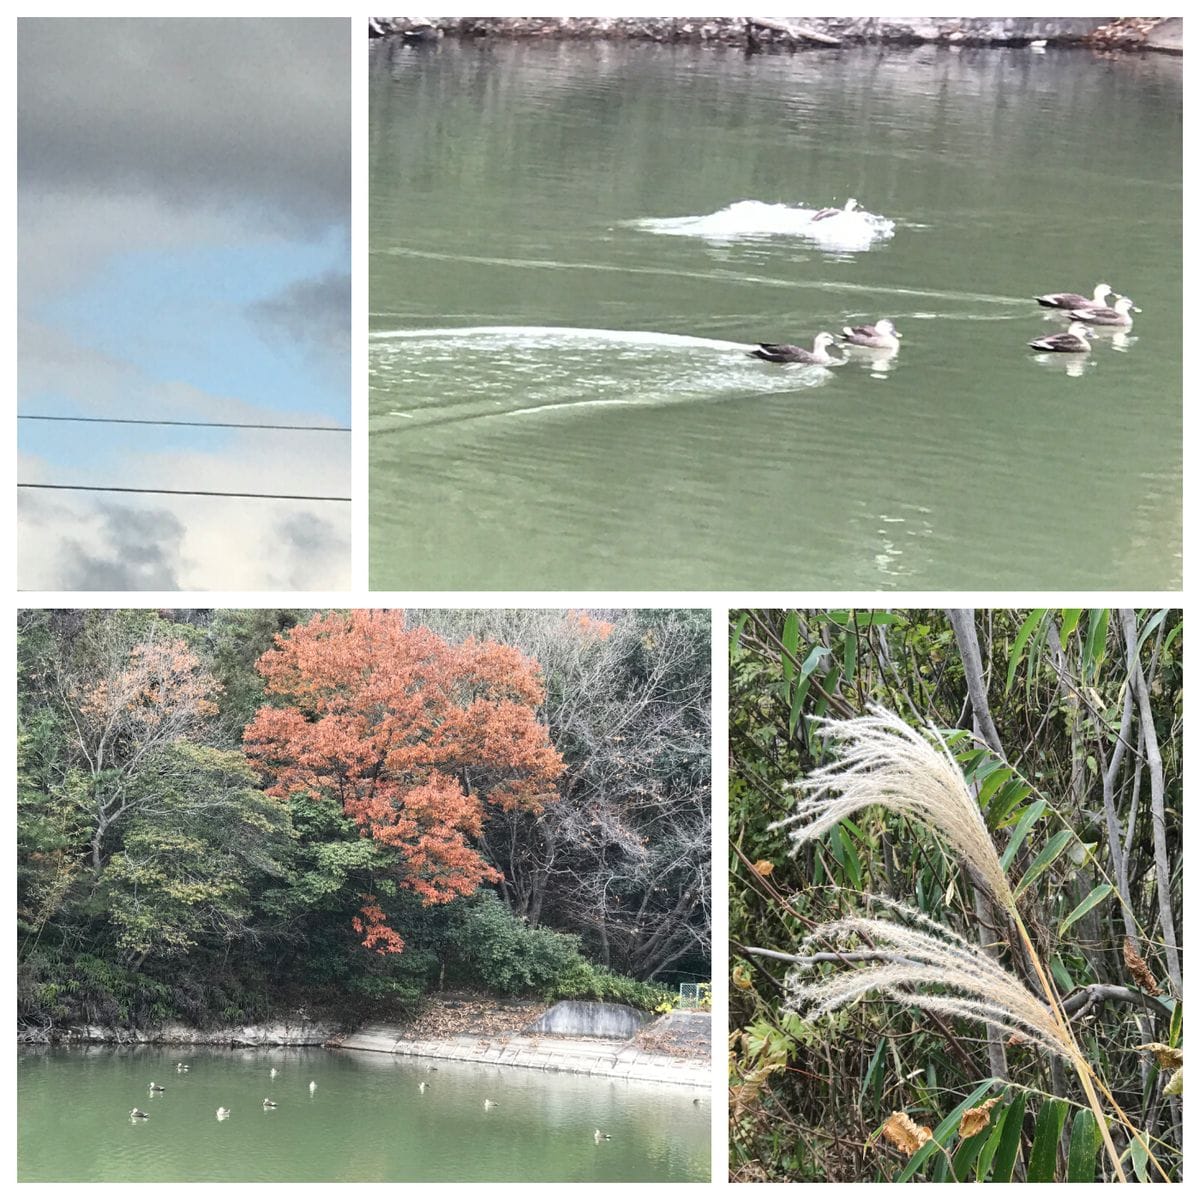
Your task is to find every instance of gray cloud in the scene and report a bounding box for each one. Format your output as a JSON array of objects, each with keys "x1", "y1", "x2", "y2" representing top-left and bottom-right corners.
[
  {"x1": 56, "y1": 503, "x2": 186, "y2": 591},
  {"x1": 270, "y1": 510, "x2": 350, "y2": 589},
  {"x1": 251, "y1": 270, "x2": 350, "y2": 357},
  {"x1": 18, "y1": 18, "x2": 349, "y2": 230}
]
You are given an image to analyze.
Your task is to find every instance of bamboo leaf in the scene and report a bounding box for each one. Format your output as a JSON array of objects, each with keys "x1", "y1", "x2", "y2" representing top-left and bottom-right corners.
[
  {"x1": 781, "y1": 612, "x2": 799, "y2": 684},
  {"x1": 1067, "y1": 1109, "x2": 1100, "y2": 1181},
  {"x1": 1130, "y1": 1126, "x2": 1150, "y2": 1182},
  {"x1": 989, "y1": 1091, "x2": 1026, "y2": 1182},
  {"x1": 951, "y1": 1126, "x2": 991, "y2": 1181},
  {"x1": 895, "y1": 1079, "x2": 997, "y2": 1182},
  {"x1": 1083, "y1": 609, "x2": 1110, "y2": 682},
  {"x1": 1014, "y1": 829, "x2": 1074, "y2": 897},
  {"x1": 1006, "y1": 609, "x2": 1046, "y2": 694},
  {"x1": 730, "y1": 611, "x2": 751, "y2": 657},
  {"x1": 1027, "y1": 1098, "x2": 1068, "y2": 1181},
  {"x1": 1059, "y1": 608, "x2": 1083, "y2": 642},
  {"x1": 1058, "y1": 884, "x2": 1114, "y2": 936},
  {"x1": 1000, "y1": 799, "x2": 1047, "y2": 870}
]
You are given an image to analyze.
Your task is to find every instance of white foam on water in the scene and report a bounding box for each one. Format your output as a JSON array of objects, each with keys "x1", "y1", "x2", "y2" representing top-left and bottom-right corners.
[
  {"x1": 371, "y1": 325, "x2": 757, "y2": 354},
  {"x1": 629, "y1": 200, "x2": 896, "y2": 250}
]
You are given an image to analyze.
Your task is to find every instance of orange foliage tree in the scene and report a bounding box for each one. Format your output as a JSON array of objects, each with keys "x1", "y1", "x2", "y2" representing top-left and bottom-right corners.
[{"x1": 243, "y1": 611, "x2": 564, "y2": 954}]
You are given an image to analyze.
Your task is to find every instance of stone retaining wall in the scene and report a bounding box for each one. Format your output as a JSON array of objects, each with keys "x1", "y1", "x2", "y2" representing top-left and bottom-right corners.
[
  {"x1": 29, "y1": 1020, "x2": 335, "y2": 1046},
  {"x1": 369, "y1": 16, "x2": 1182, "y2": 53},
  {"x1": 335, "y1": 1023, "x2": 709, "y2": 1087}
]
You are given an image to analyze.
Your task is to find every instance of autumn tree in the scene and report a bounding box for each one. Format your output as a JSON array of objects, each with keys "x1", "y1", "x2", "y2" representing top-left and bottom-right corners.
[{"x1": 243, "y1": 610, "x2": 565, "y2": 954}]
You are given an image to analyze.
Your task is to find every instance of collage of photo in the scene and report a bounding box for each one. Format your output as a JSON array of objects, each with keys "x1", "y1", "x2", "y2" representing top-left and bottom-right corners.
[{"x1": 13, "y1": 13, "x2": 1183, "y2": 1189}]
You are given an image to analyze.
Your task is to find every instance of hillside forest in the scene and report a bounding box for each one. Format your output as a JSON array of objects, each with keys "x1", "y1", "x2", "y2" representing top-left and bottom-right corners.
[
  {"x1": 729, "y1": 608, "x2": 1181, "y2": 1183},
  {"x1": 18, "y1": 608, "x2": 711, "y2": 1032}
]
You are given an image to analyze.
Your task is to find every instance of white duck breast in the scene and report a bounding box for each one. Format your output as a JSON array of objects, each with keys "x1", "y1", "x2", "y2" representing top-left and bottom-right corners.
[
  {"x1": 1029, "y1": 321, "x2": 1094, "y2": 352},
  {"x1": 1035, "y1": 281, "x2": 1113, "y2": 309},
  {"x1": 840, "y1": 319, "x2": 902, "y2": 349},
  {"x1": 1068, "y1": 295, "x2": 1139, "y2": 326},
  {"x1": 750, "y1": 332, "x2": 840, "y2": 364}
]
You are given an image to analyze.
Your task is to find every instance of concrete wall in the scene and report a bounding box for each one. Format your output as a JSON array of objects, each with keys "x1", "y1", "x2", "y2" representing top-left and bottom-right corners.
[{"x1": 525, "y1": 1000, "x2": 648, "y2": 1039}]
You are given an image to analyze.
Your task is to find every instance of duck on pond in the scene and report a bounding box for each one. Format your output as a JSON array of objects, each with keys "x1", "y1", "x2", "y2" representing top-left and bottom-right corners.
[
  {"x1": 1034, "y1": 281, "x2": 1112, "y2": 309},
  {"x1": 811, "y1": 198, "x2": 858, "y2": 221},
  {"x1": 750, "y1": 332, "x2": 841, "y2": 364},
  {"x1": 840, "y1": 319, "x2": 902, "y2": 350},
  {"x1": 1069, "y1": 295, "x2": 1140, "y2": 327},
  {"x1": 148, "y1": 1082, "x2": 165, "y2": 1092},
  {"x1": 594, "y1": 1129, "x2": 612, "y2": 1142},
  {"x1": 216, "y1": 1107, "x2": 231, "y2": 1119},
  {"x1": 130, "y1": 1108, "x2": 149, "y2": 1120},
  {"x1": 1029, "y1": 322, "x2": 1094, "y2": 353}
]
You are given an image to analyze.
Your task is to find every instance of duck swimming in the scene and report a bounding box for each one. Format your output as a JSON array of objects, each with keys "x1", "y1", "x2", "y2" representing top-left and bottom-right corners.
[
  {"x1": 148, "y1": 1082, "x2": 165, "y2": 1092},
  {"x1": 1029, "y1": 322, "x2": 1094, "y2": 353},
  {"x1": 175, "y1": 1063, "x2": 189, "y2": 1072},
  {"x1": 130, "y1": 1108, "x2": 149, "y2": 1120},
  {"x1": 1068, "y1": 295, "x2": 1140, "y2": 327},
  {"x1": 309, "y1": 1081, "x2": 317, "y2": 1093},
  {"x1": 811, "y1": 198, "x2": 858, "y2": 221},
  {"x1": 270, "y1": 1068, "x2": 278, "y2": 1078},
  {"x1": 483, "y1": 1099, "x2": 498, "y2": 1110},
  {"x1": 594, "y1": 1129, "x2": 612, "y2": 1142},
  {"x1": 1034, "y1": 281, "x2": 1112, "y2": 310},
  {"x1": 216, "y1": 1107, "x2": 231, "y2": 1119},
  {"x1": 840, "y1": 319, "x2": 902, "y2": 350},
  {"x1": 419, "y1": 1081, "x2": 429, "y2": 1093},
  {"x1": 750, "y1": 332, "x2": 841, "y2": 365},
  {"x1": 263, "y1": 1098, "x2": 278, "y2": 1108}
]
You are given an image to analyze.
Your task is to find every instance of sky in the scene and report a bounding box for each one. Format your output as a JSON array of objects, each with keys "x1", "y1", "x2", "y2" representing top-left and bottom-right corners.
[{"x1": 18, "y1": 18, "x2": 351, "y2": 590}]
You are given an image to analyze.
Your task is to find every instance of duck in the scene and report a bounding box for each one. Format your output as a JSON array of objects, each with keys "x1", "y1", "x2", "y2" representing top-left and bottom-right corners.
[
  {"x1": 750, "y1": 332, "x2": 841, "y2": 365},
  {"x1": 130, "y1": 1108, "x2": 149, "y2": 1120},
  {"x1": 309, "y1": 1081, "x2": 317, "y2": 1093},
  {"x1": 1068, "y1": 295, "x2": 1140, "y2": 327},
  {"x1": 594, "y1": 1129, "x2": 612, "y2": 1142},
  {"x1": 216, "y1": 1107, "x2": 231, "y2": 1119},
  {"x1": 1029, "y1": 322, "x2": 1094, "y2": 353},
  {"x1": 693, "y1": 1097, "x2": 702, "y2": 1106},
  {"x1": 263, "y1": 1098, "x2": 278, "y2": 1109},
  {"x1": 269, "y1": 1068, "x2": 278, "y2": 1079},
  {"x1": 419, "y1": 1081, "x2": 429, "y2": 1093},
  {"x1": 483, "y1": 1098, "x2": 498, "y2": 1110},
  {"x1": 840, "y1": 319, "x2": 902, "y2": 350},
  {"x1": 1034, "y1": 281, "x2": 1112, "y2": 310},
  {"x1": 175, "y1": 1063, "x2": 189, "y2": 1072},
  {"x1": 811, "y1": 198, "x2": 858, "y2": 222},
  {"x1": 148, "y1": 1082, "x2": 165, "y2": 1092}
]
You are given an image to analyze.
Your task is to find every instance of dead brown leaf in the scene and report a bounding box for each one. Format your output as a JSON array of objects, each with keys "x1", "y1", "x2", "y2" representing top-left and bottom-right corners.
[
  {"x1": 881, "y1": 1111, "x2": 932, "y2": 1157},
  {"x1": 1124, "y1": 938, "x2": 1158, "y2": 993},
  {"x1": 958, "y1": 1096, "x2": 1000, "y2": 1139},
  {"x1": 1135, "y1": 1043, "x2": 1183, "y2": 1071}
]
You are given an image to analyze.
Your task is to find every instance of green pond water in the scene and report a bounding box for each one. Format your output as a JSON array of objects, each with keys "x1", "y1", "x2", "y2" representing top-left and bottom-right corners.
[
  {"x1": 18, "y1": 1046, "x2": 710, "y2": 1182},
  {"x1": 369, "y1": 40, "x2": 1181, "y2": 590}
]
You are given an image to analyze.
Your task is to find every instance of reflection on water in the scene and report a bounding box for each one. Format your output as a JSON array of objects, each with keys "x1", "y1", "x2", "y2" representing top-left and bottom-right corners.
[{"x1": 370, "y1": 40, "x2": 1181, "y2": 589}]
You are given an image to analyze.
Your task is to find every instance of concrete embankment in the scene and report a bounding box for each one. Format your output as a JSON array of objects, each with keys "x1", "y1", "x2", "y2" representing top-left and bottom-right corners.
[
  {"x1": 23, "y1": 1020, "x2": 335, "y2": 1046},
  {"x1": 370, "y1": 16, "x2": 1182, "y2": 54},
  {"x1": 333, "y1": 1023, "x2": 709, "y2": 1088}
]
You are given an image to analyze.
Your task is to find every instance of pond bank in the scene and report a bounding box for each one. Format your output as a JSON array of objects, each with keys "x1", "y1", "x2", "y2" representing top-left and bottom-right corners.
[
  {"x1": 369, "y1": 16, "x2": 1182, "y2": 54},
  {"x1": 332, "y1": 1021, "x2": 710, "y2": 1088}
]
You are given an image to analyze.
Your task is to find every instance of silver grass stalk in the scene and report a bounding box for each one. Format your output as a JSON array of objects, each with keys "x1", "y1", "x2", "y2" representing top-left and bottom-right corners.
[
  {"x1": 772, "y1": 705, "x2": 1015, "y2": 912},
  {"x1": 785, "y1": 899, "x2": 1079, "y2": 1066}
]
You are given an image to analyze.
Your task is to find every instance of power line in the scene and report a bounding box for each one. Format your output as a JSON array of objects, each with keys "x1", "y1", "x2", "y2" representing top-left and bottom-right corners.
[
  {"x1": 18, "y1": 483, "x2": 351, "y2": 502},
  {"x1": 18, "y1": 414, "x2": 351, "y2": 432}
]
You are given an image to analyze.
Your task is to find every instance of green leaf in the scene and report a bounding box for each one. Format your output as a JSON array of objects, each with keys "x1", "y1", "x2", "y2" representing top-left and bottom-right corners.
[
  {"x1": 859, "y1": 1036, "x2": 887, "y2": 1113},
  {"x1": 1067, "y1": 1109, "x2": 1101, "y2": 1182},
  {"x1": 952, "y1": 1126, "x2": 991, "y2": 1182},
  {"x1": 1084, "y1": 609, "x2": 1110, "y2": 681},
  {"x1": 1049, "y1": 953, "x2": 1074, "y2": 994},
  {"x1": 1027, "y1": 1098, "x2": 1068, "y2": 1181},
  {"x1": 989, "y1": 1091, "x2": 1027, "y2": 1182},
  {"x1": 1006, "y1": 609, "x2": 1046, "y2": 694},
  {"x1": 895, "y1": 1079, "x2": 997, "y2": 1182},
  {"x1": 1058, "y1": 884, "x2": 1114, "y2": 936},
  {"x1": 1130, "y1": 1126, "x2": 1150, "y2": 1182},
  {"x1": 781, "y1": 612, "x2": 799, "y2": 684},
  {"x1": 1059, "y1": 609, "x2": 1083, "y2": 642},
  {"x1": 987, "y1": 778, "x2": 1033, "y2": 830},
  {"x1": 836, "y1": 824, "x2": 862, "y2": 890},
  {"x1": 729, "y1": 612, "x2": 751, "y2": 657},
  {"x1": 1000, "y1": 799, "x2": 1047, "y2": 871},
  {"x1": 1014, "y1": 829, "x2": 1074, "y2": 897}
]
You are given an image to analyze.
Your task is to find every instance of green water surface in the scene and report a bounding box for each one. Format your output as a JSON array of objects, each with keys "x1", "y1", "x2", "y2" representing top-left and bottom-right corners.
[
  {"x1": 370, "y1": 40, "x2": 1181, "y2": 589},
  {"x1": 18, "y1": 1045, "x2": 710, "y2": 1182}
]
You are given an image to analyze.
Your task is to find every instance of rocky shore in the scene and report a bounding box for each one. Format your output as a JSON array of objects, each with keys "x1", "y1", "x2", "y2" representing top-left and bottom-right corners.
[{"x1": 369, "y1": 16, "x2": 1182, "y2": 54}]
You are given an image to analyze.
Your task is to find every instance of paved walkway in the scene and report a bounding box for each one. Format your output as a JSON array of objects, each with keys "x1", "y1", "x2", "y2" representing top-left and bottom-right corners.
[{"x1": 333, "y1": 1024, "x2": 709, "y2": 1088}]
